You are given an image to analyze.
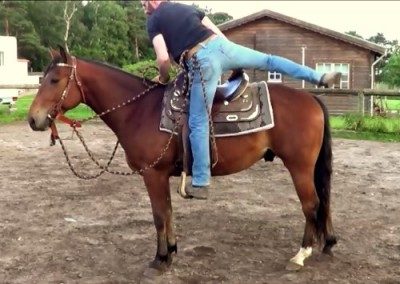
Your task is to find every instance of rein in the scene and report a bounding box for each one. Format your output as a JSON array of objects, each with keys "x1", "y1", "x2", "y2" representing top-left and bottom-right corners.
[
  {"x1": 50, "y1": 55, "x2": 188, "y2": 179},
  {"x1": 50, "y1": 53, "x2": 217, "y2": 179}
]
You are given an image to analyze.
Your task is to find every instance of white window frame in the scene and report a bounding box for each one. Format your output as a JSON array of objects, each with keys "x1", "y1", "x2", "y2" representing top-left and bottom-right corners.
[
  {"x1": 316, "y1": 62, "x2": 349, "y2": 89},
  {"x1": 0, "y1": 51, "x2": 4, "y2": 66},
  {"x1": 267, "y1": 71, "x2": 282, "y2": 83}
]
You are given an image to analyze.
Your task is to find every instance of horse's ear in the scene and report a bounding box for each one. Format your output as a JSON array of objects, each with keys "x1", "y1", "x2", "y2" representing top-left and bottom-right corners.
[
  {"x1": 49, "y1": 48, "x2": 58, "y2": 59},
  {"x1": 57, "y1": 44, "x2": 68, "y2": 63}
]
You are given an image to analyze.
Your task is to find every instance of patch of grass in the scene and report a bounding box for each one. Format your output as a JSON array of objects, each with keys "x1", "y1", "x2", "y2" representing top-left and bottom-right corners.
[
  {"x1": 0, "y1": 95, "x2": 94, "y2": 124},
  {"x1": 64, "y1": 105, "x2": 95, "y2": 120},
  {"x1": 332, "y1": 129, "x2": 400, "y2": 142},
  {"x1": 0, "y1": 96, "x2": 33, "y2": 123},
  {"x1": 330, "y1": 114, "x2": 400, "y2": 134},
  {"x1": 386, "y1": 97, "x2": 400, "y2": 110},
  {"x1": 330, "y1": 114, "x2": 400, "y2": 142},
  {"x1": 329, "y1": 116, "x2": 346, "y2": 129}
]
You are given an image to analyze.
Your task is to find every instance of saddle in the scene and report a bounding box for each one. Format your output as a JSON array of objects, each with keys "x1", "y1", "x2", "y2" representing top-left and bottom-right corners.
[
  {"x1": 160, "y1": 70, "x2": 274, "y2": 137},
  {"x1": 160, "y1": 69, "x2": 275, "y2": 195}
]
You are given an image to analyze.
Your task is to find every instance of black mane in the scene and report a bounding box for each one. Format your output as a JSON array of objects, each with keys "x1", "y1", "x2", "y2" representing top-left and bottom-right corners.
[
  {"x1": 44, "y1": 54, "x2": 153, "y2": 84},
  {"x1": 80, "y1": 58, "x2": 146, "y2": 81}
]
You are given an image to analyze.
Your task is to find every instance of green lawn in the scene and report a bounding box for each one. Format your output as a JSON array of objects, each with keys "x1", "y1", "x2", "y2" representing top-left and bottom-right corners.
[
  {"x1": 386, "y1": 97, "x2": 400, "y2": 110},
  {"x1": 330, "y1": 114, "x2": 400, "y2": 142},
  {"x1": 0, "y1": 95, "x2": 94, "y2": 124}
]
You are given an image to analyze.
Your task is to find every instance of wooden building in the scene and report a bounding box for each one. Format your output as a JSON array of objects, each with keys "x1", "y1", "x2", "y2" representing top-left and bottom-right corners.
[{"x1": 218, "y1": 9, "x2": 387, "y2": 114}]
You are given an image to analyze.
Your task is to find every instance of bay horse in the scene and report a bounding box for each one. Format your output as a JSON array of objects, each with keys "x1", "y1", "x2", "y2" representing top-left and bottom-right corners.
[{"x1": 28, "y1": 47, "x2": 336, "y2": 273}]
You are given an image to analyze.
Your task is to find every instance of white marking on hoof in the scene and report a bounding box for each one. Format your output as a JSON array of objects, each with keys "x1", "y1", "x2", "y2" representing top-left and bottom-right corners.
[
  {"x1": 285, "y1": 261, "x2": 303, "y2": 271},
  {"x1": 289, "y1": 247, "x2": 312, "y2": 267}
]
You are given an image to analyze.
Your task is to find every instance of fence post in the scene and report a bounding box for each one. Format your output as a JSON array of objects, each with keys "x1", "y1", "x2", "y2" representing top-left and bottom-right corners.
[
  {"x1": 358, "y1": 91, "x2": 365, "y2": 116},
  {"x1": 370, "y1": 95, "x2": 374, "y2": 117}
]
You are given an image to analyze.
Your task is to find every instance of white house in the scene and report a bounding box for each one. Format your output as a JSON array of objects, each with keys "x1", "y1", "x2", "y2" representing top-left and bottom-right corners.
[{"x1": 0, "y1": 35, "x2": 41, "y2": 105}]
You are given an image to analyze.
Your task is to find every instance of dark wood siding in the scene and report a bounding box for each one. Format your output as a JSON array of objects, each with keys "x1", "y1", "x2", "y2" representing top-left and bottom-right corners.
[{"x1": 222, "y1": 18, "x2": 378, "y2": 114}]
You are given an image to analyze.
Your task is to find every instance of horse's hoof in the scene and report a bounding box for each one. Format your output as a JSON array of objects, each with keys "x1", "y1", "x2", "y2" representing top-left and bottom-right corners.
[
  {"x1": 285, "y1": 261, "x2": 303, "y2": 271},
  {"x1": 148, "y1": 257, "x2": 171, "y2": 272},
  {"x1": 141, "y1": 267, "x2": 163, "y2": 284},
  {"x1": 322, "y1": 247, "x2": 334, "y2": 256}
]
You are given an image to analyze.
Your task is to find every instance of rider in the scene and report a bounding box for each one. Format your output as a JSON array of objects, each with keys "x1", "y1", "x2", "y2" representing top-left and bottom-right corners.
[{"x1": 141, "y1": 0, "x2": 341, "y2": 199}]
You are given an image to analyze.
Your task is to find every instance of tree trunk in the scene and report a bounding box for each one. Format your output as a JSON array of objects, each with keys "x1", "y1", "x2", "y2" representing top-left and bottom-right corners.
[
  {"x1": 135, "y1": 37, "x2": 139, "y2": 60},
  {"x1": 63, "y1": 1, "x2": 77, "y2": 53},
  {"x1": 4, "y1": 16, "x2": 9, "y2": 36}
]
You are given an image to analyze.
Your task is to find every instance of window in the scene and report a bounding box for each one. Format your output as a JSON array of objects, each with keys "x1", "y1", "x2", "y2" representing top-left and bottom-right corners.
[
  {"x1": 316, "y1": 62, "x2": 349, "y2": 89},
  {"x1": 268, "y1": 71, "x2": 282, "y2": 83},
  {"x1": 0, "y1": 51, "x2": 4, "y2": 66}
]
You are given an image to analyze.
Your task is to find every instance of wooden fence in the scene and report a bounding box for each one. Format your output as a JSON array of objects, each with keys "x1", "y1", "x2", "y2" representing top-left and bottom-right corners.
[
  {"x1": 302, "y1": 88, "x2": 400, "y2": 116},
  {"x1": 1, "y1": 84, "x2": 400, "y2": 116},
  {"x1": 0, "y1": 84, "x2": 40, "y2": 90}
]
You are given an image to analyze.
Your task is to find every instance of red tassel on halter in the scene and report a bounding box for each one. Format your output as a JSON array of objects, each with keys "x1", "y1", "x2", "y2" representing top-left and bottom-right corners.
[
  {"x1": 48, "y1": 114, "x2": 82, "y2": 146},
  {"x1": 56, "y1": 114, "x2": 82, "y2": 128},
  {"x1": 49, "y1": 123, "x2": 59, "y2": 146}
]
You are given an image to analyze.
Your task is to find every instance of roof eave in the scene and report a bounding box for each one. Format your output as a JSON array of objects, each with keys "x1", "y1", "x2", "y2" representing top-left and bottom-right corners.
[{"x1": 218, "y1": 9, "x2": 386, "y2": 55}]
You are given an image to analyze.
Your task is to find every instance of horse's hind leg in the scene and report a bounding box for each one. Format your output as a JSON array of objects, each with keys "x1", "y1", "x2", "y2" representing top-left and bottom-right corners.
[
  {"x1": 284, "y1": 162, "x2": 319, "y2": 270},
  {"x1": 143, "y1": 170, "x2": 177, "y2": 273}
]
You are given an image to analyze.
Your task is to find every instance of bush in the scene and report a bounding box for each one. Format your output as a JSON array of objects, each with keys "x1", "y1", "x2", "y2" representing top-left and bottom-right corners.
[
  {"x1": 343, "y1": 114, "x2": 365, "y2": 131},
  {"x1": 123, "y1": 60, "x2": 159, "y2": 79},
  {"x1": 393, "y1": 120, "x2": 400, "y2": 134},
  {"x1": 122, "y1": 60, "x2": 180, "y2": 80},
  {"x1": 341, "y1": 113, "x2": 400, "y2": 133},
  {"x1": 365, "y1": 117, "x2": 389, "y2": 133}
]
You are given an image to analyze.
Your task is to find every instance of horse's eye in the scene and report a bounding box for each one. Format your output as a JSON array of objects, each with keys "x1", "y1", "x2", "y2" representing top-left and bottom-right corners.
[{"x1": 51, "y1": 78, "x2": 59, "y2": 84}]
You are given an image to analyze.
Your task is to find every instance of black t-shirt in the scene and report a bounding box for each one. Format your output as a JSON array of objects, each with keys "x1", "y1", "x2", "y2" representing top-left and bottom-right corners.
[{"x1": 146, "y1": 2, "x2": 214, "y2": 62}]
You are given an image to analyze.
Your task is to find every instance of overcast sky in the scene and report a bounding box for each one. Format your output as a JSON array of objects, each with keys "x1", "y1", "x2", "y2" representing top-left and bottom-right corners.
[{"x1": 180, "y1": 1, "x2": 400, "y2": 42}]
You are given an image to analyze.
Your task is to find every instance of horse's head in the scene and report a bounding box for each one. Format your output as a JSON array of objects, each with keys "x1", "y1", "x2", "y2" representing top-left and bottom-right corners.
[{"x1": 28, "y1": 46, "x2": 84, "y2": 131}]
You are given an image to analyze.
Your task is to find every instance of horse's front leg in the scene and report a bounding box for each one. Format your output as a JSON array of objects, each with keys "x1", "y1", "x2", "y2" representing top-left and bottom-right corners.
[{"x1": 143, "y1": 169, "x2": 176, "y2": 273}]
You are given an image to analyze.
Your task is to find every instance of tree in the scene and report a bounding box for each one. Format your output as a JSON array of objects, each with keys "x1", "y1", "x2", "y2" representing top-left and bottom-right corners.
[
  {"x1": 367, "y1": 32, "x2": 399, "y2": 55},
  {"x1": 368, "y1": 33, "x2": 387, "y2": 46},
  {"x1": 63, "y1": 1, "x2": 78, "y2": 52},
  {"x1": 0, "y1": 1, "x2": 49, "y2": 71},
  {"x1": 345, "y1": 30, "x2": 363, "y2": 39},
  {"x1": 208, "y1": 12, "x2": 233, "y2": 25},
  {"x1": 71, "y1": 1, "x2": 132, "y2": 67},
  {"x1": 121, "y1": 0, "x2": 153, "y2": 62},
  {"x1": 190, "y1": 3, "x2": 233, "y2": 25},
  {"x1": 366, "y1": 32, "x2": 400, "y2": 85},
  {"x1": 380, "y1": 51, "x2": 400, "y2": 87}
]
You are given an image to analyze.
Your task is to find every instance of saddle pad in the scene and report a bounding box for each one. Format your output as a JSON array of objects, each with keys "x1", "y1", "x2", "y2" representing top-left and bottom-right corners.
[{"x1": 159, "y1": 81, "x2": 275, "y2": 137}]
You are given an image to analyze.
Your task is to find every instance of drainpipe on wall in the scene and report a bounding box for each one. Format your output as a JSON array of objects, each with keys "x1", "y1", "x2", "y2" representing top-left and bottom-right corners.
[
  {"x1": 370, "y1": 50, "x2": 388, "y2": 116},
  {"x1": 301, "y1": 45, "x2": 307, "y2": 88}
]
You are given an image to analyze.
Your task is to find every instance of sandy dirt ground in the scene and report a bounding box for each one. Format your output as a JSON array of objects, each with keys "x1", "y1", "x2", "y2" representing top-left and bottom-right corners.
[{"x1": 0, "y1": 121, "x2": 399, "y2": 284}]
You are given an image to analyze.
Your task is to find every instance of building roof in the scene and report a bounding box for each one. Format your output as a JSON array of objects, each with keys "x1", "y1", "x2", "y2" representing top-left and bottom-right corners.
[{"x1": 219, "y1": 9, "x2": 386, "y2": 55}]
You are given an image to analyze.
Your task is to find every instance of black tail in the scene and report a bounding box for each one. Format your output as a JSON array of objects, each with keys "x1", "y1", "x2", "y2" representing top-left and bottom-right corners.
[{"x1": 313, "y1": 96, "x2": 335, "y2": 245}]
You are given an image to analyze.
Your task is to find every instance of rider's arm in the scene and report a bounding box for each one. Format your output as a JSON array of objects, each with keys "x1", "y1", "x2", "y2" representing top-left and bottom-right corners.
[
  {"x1": 201, "y1": 16, "x2": 227, "y2": 39},
  {"x1": 152, "y1": 34, "x2": 171, "y2": 84}
]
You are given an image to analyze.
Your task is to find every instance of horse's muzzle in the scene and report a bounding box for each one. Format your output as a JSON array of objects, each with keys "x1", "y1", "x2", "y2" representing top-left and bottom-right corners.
[{"x1": 28, "y1": 115, "x2": 51, "y2": 131}]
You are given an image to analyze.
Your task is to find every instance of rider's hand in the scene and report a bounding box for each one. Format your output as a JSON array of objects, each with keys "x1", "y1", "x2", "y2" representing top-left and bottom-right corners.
[{"x1": 152, "y1": 74, "x2": 170, "y2": 85}]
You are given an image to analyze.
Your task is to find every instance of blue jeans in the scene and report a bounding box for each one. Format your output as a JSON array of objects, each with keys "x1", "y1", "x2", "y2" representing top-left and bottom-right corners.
[{"x1": 185, "y1": 36, "x2": 323, "y2": 186}]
